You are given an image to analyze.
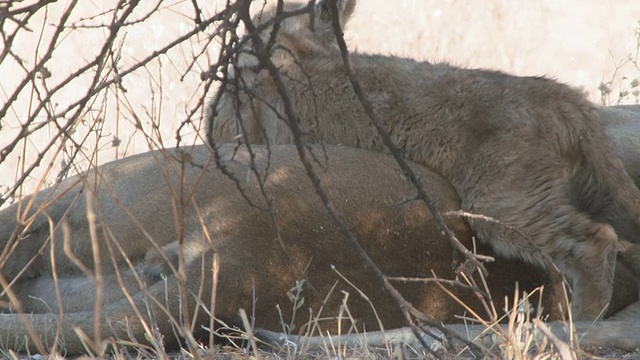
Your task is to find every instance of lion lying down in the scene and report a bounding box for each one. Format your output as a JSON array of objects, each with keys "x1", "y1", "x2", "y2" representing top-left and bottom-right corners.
[
  {"x1": 0, "y1": 144, "x2": 568, "y2": 353},
  {"x1": 1, "y1": 137, "x2": 640, "y2": 354},
  {"x1": 209, "y1": 0, "x2": 640, "y2": 322}
]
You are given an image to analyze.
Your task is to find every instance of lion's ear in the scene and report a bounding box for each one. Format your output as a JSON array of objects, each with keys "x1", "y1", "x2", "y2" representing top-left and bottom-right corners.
[{"x1": 317, "y1": 0, "x2": 357, "y2": 30}]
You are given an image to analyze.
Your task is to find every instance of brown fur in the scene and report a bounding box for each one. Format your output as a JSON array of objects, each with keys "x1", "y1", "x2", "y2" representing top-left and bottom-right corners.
[
  {"x1": 208, "y1": 0, "x2": 640, "y2": 320},
  {"x1": 0, "y1": 144, "x2": 575, "y2": 354}
]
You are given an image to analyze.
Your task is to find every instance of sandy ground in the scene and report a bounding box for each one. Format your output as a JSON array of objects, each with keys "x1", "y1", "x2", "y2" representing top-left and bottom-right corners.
[{"x1": 1, "y1": 1, "x2": 639, "y2": 198}]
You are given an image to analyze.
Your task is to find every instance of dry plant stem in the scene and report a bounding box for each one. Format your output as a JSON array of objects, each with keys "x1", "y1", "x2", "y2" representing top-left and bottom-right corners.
[
  {"x1": 533, "y1": 319, "x2": 575, "y2": 360},
  {"x1": 239, "y1": 309, "x2": 261, "y2": 358},
  {"x1": 85, "y1": 194, "x2": 104, "y2": 355},
  {"x1": 387, "y1": 275, "x2": 486, "y2": 297},
  {"x1": 65, "y1": 163, "x2": 193, "y2": 350},
  {"x1": 209, "y1": 252, "x2": 220, "y2": 352},
  {"x1": 180, "y1": 171, "x2": 214, "y2": 360},
  {"x1": 46, "y1": 217, "x2": 66, "y2": 355},
  {"x1": 61, "y1": 219, "x2": 109, "y2": 355},
  {"x1": 174, "y1": 158, "x2": 192, "y2": 338},
  {"x1": 104, "y1": 237, "x2": 166, "y2": 352},
  {"x1": 331, "y1": 267, "x2": 393, "y2": 356},
  {"x1": 165, "y1": 155, "x2": 220, "y2": 354},
  {"x1": 151, "y1": 149, "x2": 212, "y2": 354},
  {"x1": 442, "y1": 210, "x2": 565, "y2": 278},
  {"x1": 326, "y1": 0, "x2": 490, "y2": 276},
  {"x1": 164, "y1": 158, "x2": 208, "y2": 360},
  {"x1": 237, "y1": 2, "x2": 480, "y2": 358}
]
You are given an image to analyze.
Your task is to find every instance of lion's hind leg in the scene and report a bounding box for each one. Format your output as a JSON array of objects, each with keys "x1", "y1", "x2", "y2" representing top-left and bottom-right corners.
[
  {"x1": 568, "y1": 222, "x2": 618, "y2": 320},
  {"x1": 468, "y1": 200, "x2": 619, "y2": 321}
]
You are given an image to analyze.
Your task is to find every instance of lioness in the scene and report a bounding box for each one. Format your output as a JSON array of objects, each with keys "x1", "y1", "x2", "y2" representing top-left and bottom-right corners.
[
  {"x1": 1, "y1": 144, "x2": 580, "y2": 354},
  {"x1": 208, "y1": 0, "x2": 640, "y2": 320}
]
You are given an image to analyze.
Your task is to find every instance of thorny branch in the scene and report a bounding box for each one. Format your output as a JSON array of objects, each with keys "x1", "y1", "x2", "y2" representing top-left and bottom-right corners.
[{"x1": 0, "y1": 2, "x2": 232, "y2": 207}]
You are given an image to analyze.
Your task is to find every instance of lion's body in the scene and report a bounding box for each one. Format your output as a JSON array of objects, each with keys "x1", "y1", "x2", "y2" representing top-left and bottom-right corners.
[
  {"x1": 209, "y1": 0, "x2": 640, "y2": 320},
  {"x1": 1, "y1": 103, "x2": 640, "y2": 353},
  {"x1": 1, "y1": 144, "x2": 573, "y2": 353}
]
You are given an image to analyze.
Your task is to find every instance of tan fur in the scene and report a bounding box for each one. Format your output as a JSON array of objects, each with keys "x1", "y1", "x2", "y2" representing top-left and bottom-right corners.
[
  {"x1": 208, "y1": 0, "x2": 640, "y2": 320},
  {"x1": 0, "y1": 144, "x2": 589, "y2": 354}
]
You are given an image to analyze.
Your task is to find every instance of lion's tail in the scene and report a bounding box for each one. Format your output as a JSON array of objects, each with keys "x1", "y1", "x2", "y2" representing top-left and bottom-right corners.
[
  {"x1": 0, "y1": 250, "x2": 213, "y2": 355},
  {"x1": 0, "y1": 291, "x2": 177, "y2": 354}
]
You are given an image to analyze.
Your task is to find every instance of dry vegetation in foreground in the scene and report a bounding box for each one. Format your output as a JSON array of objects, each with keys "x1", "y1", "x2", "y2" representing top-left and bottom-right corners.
[{"x1": 1, "y1": 0, "x2": 640, "y2": 359}]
